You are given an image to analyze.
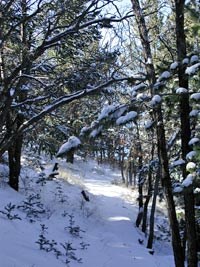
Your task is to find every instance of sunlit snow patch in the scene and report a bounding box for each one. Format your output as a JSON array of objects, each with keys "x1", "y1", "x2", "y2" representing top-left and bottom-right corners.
[
  {"x1": 108, "y1": 216, "x2": 131, "y2": 222},
  {"x1": 186, "y1": 162, "x2": 196, "y2": 171}
]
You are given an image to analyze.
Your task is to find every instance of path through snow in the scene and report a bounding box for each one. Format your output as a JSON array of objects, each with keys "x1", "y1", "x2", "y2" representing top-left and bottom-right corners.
[
  {"x1": 0, "y1": 156, "x2": 174, "y2": 267},
  {"x1": 59, "y1": 158, "x2": 174, "y2": 267}
]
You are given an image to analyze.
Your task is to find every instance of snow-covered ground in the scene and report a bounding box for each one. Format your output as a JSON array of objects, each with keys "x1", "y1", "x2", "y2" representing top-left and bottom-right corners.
[{"x1": 0, "y1": 155, "x2": 174, "y2": 267}]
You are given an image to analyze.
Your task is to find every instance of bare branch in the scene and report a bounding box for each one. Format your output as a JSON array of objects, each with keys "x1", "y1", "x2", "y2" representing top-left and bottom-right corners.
[
  {"x1": 12, "y1": 95, "x2": 50, "y2": 108},
  {"x1": 11, "y1": 74, "x2": 48, "y2": 88}
]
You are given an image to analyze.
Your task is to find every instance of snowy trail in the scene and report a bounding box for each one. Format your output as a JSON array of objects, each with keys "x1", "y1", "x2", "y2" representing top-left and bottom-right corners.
[
  {"x1": 70, "y1": 160, "x2": 174, "y2": 267},
  {"x1": 0, "y1": 157, "x2": 174, "y2": 267}
]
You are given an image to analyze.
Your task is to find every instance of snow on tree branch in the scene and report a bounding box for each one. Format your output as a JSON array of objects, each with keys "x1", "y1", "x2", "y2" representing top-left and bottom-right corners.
[
  {"x1": 56, "y1": 136, "x2": 81, "y2": 157},
  {"x1": 150, "y1": 95, "x2": 162, "y2": 107},
  {"x1": 190, "y1": 93, "x2": 200, "y2": 101},
  {"x1": 182, "y1": 173, "x2": 196, "y2": 187},
  {"x1": 188, "y1": 137, "x2": 199, "y2": 146},
  {"x1": 116, "y1": 111, "x2": 137, "y2": 125},
  {"x1": 0, "y1": 76, "x2": 138, "y2": 156},
  {"x1": 185, "y1": 63, "x2": 200, "y2": 75}
]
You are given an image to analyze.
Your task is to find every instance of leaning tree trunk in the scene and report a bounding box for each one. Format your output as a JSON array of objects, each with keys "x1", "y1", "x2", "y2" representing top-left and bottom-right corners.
[
  {"x1": 175, "y1": 1, "x2": 197, "y2": 266},
  {"x1": 131, "y1": 1, "x2": 185, "y2": 266}
]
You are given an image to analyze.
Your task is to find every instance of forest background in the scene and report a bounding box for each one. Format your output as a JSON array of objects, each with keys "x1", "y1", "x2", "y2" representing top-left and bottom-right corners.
[{"x1": 0, "y1": 0, "x2": 200, "y2": 266}]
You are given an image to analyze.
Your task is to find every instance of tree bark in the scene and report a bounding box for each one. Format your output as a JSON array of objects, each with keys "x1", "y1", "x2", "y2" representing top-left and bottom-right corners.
[
  {"x1": 156, "y1": 105, "x2": 184, "y2": 267},
  {"x1": 7, "y1": 0, "x2": 29, "y2": 191},
  {"x1": 174, "y1": 1, "x2": 197, "y2": 266},
  {"x1": 147, "y1": 169, "x2": 160, "y2": 249},
  {"x1": 142, "y1": 141, "x2": 155, "y2": 234},
  {"x1": 135, "y1": 124, "x2": 144, "y2": 227},
  {"x1": 66, "y1": 150, "x2": 74, "y2": 164},
  {"x1": 120, "y1": 146, "x2": 126, "y2": 183},
  {"x1": 142, "y1": 170, "x2": 152, "y2": 233},
  {"x1": 7, "y1": 113, "x2": 24, "y2": 191},
  {"x1": 131, "y1": 1, "x2": 185, "y2": 265}
]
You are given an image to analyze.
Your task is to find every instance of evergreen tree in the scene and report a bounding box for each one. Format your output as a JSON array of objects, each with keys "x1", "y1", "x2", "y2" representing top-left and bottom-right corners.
[{"x1": 0, "y1": 0, "x2": 132, "y2": 190}]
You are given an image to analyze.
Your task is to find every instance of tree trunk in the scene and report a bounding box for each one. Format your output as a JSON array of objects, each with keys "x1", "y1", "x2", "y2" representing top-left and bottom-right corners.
[
  {"x1": 128, "y1": 160, "x2": 134, "y2": 186},
  {"x1": 135, "y1": 124, "x2": 144, "y2": 227},
  {"x1": 120, "y1": 146, "x2": 126, "y2": 183},
  {"x1": 147, "y1": 169, "x2": 160, "y2": 249},
  {"x1": 66, "y1": 150, "x2": 74, "y2": 164},
  {"x1": 7, "y1": 113, "x2": 24, "y2": 191},
  {"x1": 142, "y1": 141, "x2": 155, "y2": 233},
  {"x1": 8, "y1": 136, "x2": 23, "y2": 191},
  {"x1": 136, "y1": 178, "x2": 144, "y2": 227},
  {"x1": 7, "y1": 0, "x2": 31, "y2": 191},
  {"x1": 131, "y1": 1, "x2": 185, "y2": 265},
  {"x1": 175, "y1": 0, "x2": 197, "y2": 266},
  {"x1": 142, "y1": 170, "x2": 152, "y2": 233},
  {"x1": 156, "y1": 105, "x2": 184, "y2": 267}
]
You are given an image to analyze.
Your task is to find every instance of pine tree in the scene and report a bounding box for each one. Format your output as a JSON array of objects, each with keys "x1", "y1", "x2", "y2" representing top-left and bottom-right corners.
[{"x1": 0, "y1": 0, "x2": 132, "y2": 190}]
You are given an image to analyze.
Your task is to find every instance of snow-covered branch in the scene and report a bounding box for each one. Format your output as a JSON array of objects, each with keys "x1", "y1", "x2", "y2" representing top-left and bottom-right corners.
[
  {"x1": 18, "y1": 77, "x2": 133, "y2": 132},
  {"x1": 0, "y1": 75, "x2": 140, "y2": 156},
  {"x1": 42, "y1": 14, "x2": 134, "y2": 50}
]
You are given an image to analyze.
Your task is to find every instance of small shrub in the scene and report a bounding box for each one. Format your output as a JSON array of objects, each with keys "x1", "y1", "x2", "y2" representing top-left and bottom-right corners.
[
  {"x1": 18, "y1": 194, "x2": 46, "y2": 221},
  {"x1": 36, "y1": 224, "x2": 61, "y2": 257},
  {"x1": 60, "y1": 242, "x2": 82, "y2": 264},
  {"x1": 66, "y1": 214, "x2": 85, "y2": 238},
  {"x1": 0, "y1": 202, "x2": 21, "y2": 220}
]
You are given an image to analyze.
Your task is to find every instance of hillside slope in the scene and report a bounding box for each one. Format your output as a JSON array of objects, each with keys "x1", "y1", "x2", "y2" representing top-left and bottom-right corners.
[{"x1": 0, "y1": 155, "x2": 174, "y2": 267}]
